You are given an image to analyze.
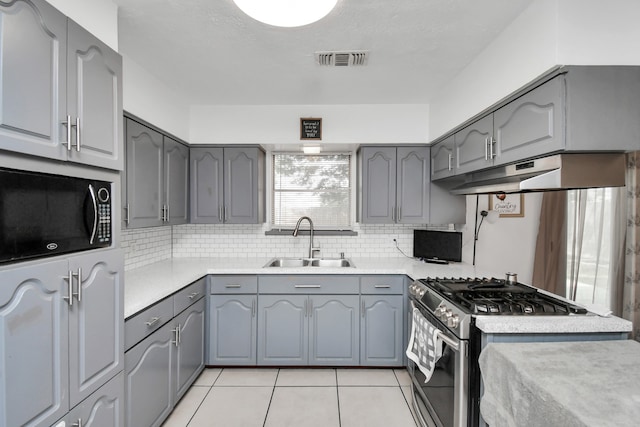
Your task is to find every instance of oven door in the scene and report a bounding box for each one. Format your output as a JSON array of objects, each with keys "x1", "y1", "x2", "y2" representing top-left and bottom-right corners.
[{"x1": 408, "y1": 301, "x2": 468, "y2": 427}]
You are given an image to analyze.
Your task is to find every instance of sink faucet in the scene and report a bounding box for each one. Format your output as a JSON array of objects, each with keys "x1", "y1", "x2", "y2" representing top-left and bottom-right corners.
[{"x1": 293, "y1": 216, "x2": 320, "y2": 259}]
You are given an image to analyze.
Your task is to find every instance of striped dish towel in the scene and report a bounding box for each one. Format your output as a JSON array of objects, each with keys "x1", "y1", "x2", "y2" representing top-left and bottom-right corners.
[{"x1": 406, "y1": 304, "x2": 443, "y2": 383}]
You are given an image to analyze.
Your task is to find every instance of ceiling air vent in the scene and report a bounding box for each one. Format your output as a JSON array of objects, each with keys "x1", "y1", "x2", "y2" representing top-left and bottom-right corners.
[{"x1": 315, "y1": 51, "x2": 369, "y2": 67}]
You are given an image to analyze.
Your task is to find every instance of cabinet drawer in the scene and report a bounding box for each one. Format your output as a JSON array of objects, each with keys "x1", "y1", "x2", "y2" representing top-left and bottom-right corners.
[
  {"x1": 210, "y1": 275, "x2": 258, "y2": 294},
  {"x1": 258, "y1": 275, "x2": 359, "y2": 294},
  {"x1": 360, "y1": 275, "x2": 405, "y2": 294},
  {"x1": 125, "y1": 297, "x2": 173, "y2": 351},
  {"x1": 174, "y1": 277, "x2": 206, "y2": 315}
]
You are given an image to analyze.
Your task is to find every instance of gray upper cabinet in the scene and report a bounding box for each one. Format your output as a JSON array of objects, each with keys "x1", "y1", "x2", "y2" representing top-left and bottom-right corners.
[
  {"x1": 359, "y1": 146, "x2": 430, "y2": 224},
  {"x1": 0, "y1": 248, "x2": 123, "y2": 427},
  {"x1": 0, "y1": 0, "x2": 122, "y2": 170},
  {"x1": 125, "y1": 118, "x2": 189, "y2": 228},
  {"x1": 455, "y1": 115, "x2": 493, "y2": 175},
  {"x1": 430, "y1": 135, "x2": 456, "y2": 180},
  {"x1": 190, "y1": 147, "x2": 265, "y2": 224}
]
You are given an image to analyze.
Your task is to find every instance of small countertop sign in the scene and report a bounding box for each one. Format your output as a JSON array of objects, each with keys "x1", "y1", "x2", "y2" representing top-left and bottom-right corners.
[{"x1": 300, "y1": 118, "x2": 322, "y2": 140}]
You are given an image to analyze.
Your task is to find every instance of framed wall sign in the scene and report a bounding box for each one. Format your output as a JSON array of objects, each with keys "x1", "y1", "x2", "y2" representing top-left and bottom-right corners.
[
  {"x1": 300, "y1": 118, "x2": 322, "y2": 140},
  {"x1": 489, "y1": 193, "x2": 525, "y2": 217}
]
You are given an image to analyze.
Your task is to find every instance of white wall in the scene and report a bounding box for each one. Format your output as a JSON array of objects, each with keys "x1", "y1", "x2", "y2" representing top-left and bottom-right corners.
[
  {"x1": 122, "y1": 55, "x2": 191, "y2": 141},
  {"x1": 460, "y1": 193, "x2": 543, "y2": 284},
  {"x1": 45, "y1": 0, "x2": 118, "y2": 50},
  {"x1": 189, "y1": 104, "x2": 429, "y2": 145}
]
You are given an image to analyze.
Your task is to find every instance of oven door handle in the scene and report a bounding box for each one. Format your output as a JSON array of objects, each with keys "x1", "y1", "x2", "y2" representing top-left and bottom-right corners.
[{"x1": 436, "y1": 330, "x2": 459, "y2": 352}]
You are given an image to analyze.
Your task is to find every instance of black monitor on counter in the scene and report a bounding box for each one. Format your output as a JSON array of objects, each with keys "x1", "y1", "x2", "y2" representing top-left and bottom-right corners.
[{"x1": 413, "y1": 230, "x2": 462, "y2": 264}]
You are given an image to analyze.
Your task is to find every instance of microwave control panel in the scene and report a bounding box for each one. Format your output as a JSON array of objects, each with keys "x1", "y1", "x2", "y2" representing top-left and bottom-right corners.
[{"x1": 96, "y1": 185, "x2": 111, "y2": 244}]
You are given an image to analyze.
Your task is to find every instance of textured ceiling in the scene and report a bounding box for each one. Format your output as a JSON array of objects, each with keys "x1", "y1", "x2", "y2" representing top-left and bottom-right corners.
[{"x1": 113, "y1": 0, "x2": 533, "y2": 105}]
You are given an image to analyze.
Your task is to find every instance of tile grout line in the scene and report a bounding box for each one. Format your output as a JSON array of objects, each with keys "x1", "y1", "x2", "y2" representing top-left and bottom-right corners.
[
  {"x1": 184, "y1": 368, "x2": 224, "y2": 427},
  {"x1": 335, "y1": 369, "x2": 342, "y2": 427},
  {"x1": 262, "y1": 368, "x2": 280, "y2": 427},
  {"x1": 393, "y1": 369, "x2": 420, "y2": 427}
]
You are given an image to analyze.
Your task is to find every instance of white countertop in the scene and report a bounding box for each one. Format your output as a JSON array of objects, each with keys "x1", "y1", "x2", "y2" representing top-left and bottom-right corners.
[
  {"x1": 124, "y1": 257, "x2": 632, "y2": 335},
  {"x1": 479, "y1": 340, "x2": 640, "y2": 427}
]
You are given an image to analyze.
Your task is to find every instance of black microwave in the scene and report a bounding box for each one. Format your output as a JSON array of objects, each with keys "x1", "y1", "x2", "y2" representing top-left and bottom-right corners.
[{"x1": 0, "y1": 168, "x2": 112, "y2": 264}]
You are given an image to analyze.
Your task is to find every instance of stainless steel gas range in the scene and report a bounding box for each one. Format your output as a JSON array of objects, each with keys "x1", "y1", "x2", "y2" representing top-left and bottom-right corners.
[{"x1": 407, "y1": 276, "x2": 588, "y2": 427}]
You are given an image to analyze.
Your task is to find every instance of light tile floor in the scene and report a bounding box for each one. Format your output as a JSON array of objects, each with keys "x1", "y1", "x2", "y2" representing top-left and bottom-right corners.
[{"x1": 162, "y1": 368, "x2": 418, "y2": 427}]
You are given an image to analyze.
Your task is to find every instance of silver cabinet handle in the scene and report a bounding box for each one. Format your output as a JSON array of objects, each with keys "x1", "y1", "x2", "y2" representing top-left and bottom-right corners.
[
  {"x1": 225, "y1": 284, "x2": 241, "y2": 288},
  {"x1": 71, "y1": 419, "x2": 83, "y2": 427},
  {"x1": 124, "y1": 203, "x2": 130, "y2": 225},
  {"x1": 304, "y1": 299, "x2": 308, "y2": 318},
  {"x1": 63, "y1": 270, "x2": 74, "y2": 306},
  {"x1": 73, "y1": 268, "x2": 82, "y2": 303},
  {"x1": 166, "y1": 204, "x2": 170, "y2": 221},
  {"x1": 145, "y1": 317, "x2": 160, "y2": 327},
  {"x1": 251, "y1": 298, "x2": 256, "y2": 317},
  {"x1": 75, "y1": 116, "x2": 81, "y2": 152},
  {"x1": 374, "y1": 285, "x2": 391, "y2": 288},
  {"x1": 362, "y1": 299, "x2": 365, "y2": 318},
  {"x1": 62, "y1": 115, "x2": 72, "y2": 151},
  {"x1": 294, "y1": 285, "x2": 321, "y2": 288},
  {"x1": 224, "y1": 206, "x2": 228, "y2": 222},
  {"x1": 218, "y1": 206, "x2": 223, "y2": 222},
  {"x1": 188, "y1": 291, "x2": 200, "y2": 299},
  {"x1": 489, "y1": 137, "x2": 496, "y2": 159},
  {"x1": 309, "y1": 299, "x2": 313, "y2": 317},
  {"x1": 172, "y1": 325, "x2": 180, "y2": 346},
  {"x1": 448, "y1": 153, "x2": 453, "y2": 171},
  {"x1": 397, "y1": 206, "x2": 401, "y2": 222},
  {"x1": 484, "y1": 137, "x2": 489, "y2": 161},
  {"x1": 88, "y1": 185, "x2": 98, "y2": 244}
]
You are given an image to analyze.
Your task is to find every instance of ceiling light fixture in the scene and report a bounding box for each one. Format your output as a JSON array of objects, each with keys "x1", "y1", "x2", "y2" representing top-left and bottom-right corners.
[{"x1": 233, "y1": 0, "x2": 338, "y2": 27}]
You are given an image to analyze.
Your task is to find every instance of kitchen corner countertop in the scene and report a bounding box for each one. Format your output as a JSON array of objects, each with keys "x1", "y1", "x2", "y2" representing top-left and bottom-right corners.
[
  {"x1": 479, "y1": 340, "x2": 640, "y2": 427},
  {"x1": 123, "y1": 257, "x2": 632, "y2": 337}
]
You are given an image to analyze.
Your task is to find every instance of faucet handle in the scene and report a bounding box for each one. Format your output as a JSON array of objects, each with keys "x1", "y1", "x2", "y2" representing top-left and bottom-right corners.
[
  {"x1": 311, "y1": 247, "x2": 321, "y2": 258},
  {"x1": 340, "y1": 252, "x2": 345, "y2": 259}
]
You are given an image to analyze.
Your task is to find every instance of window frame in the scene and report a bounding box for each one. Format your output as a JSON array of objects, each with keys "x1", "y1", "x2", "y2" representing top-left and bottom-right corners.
[{"x1": 266, "y1": 150, "x2": 357, "y2": 234}]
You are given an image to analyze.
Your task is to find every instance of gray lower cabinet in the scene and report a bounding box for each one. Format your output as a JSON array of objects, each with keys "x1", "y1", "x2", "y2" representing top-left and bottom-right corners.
[
  {"x1": 0, "y1": 249, "x2": 124, "y2": 427},
  {"x1": 360, "y1": 276, "x2": 405, "y2": 367},
  {"x1": 57, "y1": 372, "x2": 125, "y2": 427},
  {"x1": 209, "y1": 294, "x2": 257, "y2": 365},
  {"x1": 0, "y1": 0, "x2": 123, "y2": 170},
  {"x1": 190, "y1": 147, "x2": 265, "y2": 224},
  {"x1": 124, "y1": 285, "x2": 205, "y2": 427},
  {"x1": 257, "y1": 294, "x2": 360, "y2": 366},
  {"x1": 124, "y1": 118, "x2": 189, "y2": 228},
  {"x1": 358, "y1": 146, "x2": 430, "y2": 224}
]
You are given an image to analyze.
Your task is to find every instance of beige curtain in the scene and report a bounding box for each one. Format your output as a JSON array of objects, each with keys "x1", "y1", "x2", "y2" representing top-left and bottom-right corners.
[
  {"x1": 623, "y1": 152, "x2": 640, "y2": 341},
  {"x1": 532, "y1": 191, "x2": 567, "y2": 297}
]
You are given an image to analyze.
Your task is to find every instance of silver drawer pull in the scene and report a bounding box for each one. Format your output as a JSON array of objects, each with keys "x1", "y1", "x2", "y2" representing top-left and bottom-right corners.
[
  {"x1": 294, "y1": 285, "x2": 321, "y2": 288},
  {"x1": 225, "y1": 284, "x2": 242, "y2": 288},
  {"x1": 145, "y1": 317, "x2": 160, "y2": 327},
  {"x1": 374, "y1": 285, "x2": 391, "y2": 288},
  {"x1": 188, "y1": 292, "x2": 200, "y2": 299}
]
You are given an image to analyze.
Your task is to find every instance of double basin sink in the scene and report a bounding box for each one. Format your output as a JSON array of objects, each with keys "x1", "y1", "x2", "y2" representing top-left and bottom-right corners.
[{"x1": 265, "y1": 257, "x2": 354, "y2": 268}]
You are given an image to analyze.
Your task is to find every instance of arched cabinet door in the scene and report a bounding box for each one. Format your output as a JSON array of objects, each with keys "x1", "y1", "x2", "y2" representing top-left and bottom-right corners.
[
  {"x1": 396, "y1": 146, "x2": 430, "y2": 224},
  {"x1": 174, "y1": 298, "x2": 205, "y2": 400},
  {"x1": 431, "y1": 136, "x2": 456, "y2": 180},
  {"x1": 164, "y1": 136, "x2": 190, "y2": 225},
  {"x1": 309, "y1": 295, "x2": 359, "y2": 366},
  {"x1": 190, "y1": 147, "x2": 224, "y2": 223},
  {"x1": 360, "y1": 295, "x2": 404, "y2": 366},
  {"x1": 257, "y1": 295, "x2": 308, "y2": 365},
  {"x1": 209, "y1": 295, "x2": 257, "y2": 365},
  {"x1": 0, "y1": 258, "x2": 69, "y2": 427},
  {"x1": 0, "y1": 0, "x2": 67, "y2": 161},
  {"x1": 359, "y1": 146, "x2": 397, "y2": 223},
  {"x1": 455, "y1": 115, "x2": 493, "y2": 175},
  {"x1": 224, "y1": 147, "x2": 261, "y2": 224}
]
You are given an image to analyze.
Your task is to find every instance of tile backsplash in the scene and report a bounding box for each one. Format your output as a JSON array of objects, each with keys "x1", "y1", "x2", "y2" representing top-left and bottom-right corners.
[{"x1": 122, "y1": 223, "x2": 452, "y2": 270}]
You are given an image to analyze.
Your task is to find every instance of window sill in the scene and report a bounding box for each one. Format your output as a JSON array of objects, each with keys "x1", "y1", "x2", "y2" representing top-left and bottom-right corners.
[{"x1": 265, "y1": 229, "x2": 358, "y2": 236}]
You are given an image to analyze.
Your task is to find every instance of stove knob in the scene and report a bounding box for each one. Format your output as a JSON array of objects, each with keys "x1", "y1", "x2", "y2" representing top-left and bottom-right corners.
[
  {"x1": 443, "y1": 310, "x2": 453, "y2": 321},
  {"x1": 447, "y1": 314, "x2": 460, "y2": 328},
  {"x1": 434, "y1": 306, "x2": 445, "y2": 317}
]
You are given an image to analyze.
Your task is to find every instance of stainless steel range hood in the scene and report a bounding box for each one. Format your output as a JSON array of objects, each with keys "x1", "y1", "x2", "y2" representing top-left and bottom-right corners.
[{"x1": 451, "y1": 153, "x2": 626, "y2": 195}]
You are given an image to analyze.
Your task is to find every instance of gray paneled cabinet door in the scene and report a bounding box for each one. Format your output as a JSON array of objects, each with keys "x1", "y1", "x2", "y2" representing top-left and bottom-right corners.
[
  {"x1": 68, "y1": 249, "x2": 124, "y2": 407},
  {"x1": 431, "y1": 135, "x2": 456, "y2": 180},
  {"x1": 0, "y1": 0, "x2": 68, "y2": 161},
  {"x1": 360, "y1": 146, "x2": 397, "y2": 223},
  {"x1": 493, "y1": 75, "x2": 564, "y2": 166},
  {"x1": 125, "y1": 321, "x2": 175, "y2": 427},
  {"x1": 209, "y1": 295, "x2": 257, "y2": 365},
  {"x1": 164, "y1": 136, "x2": 190, "y2": 225},
  {"x1": 224, "y1": 147, "x2": 261, "y2": 224},
  {"x1": 258, "y1": 294, "x2": 308, "y2": 365},
  {"x1": 66, "y1": 20, "x2": 123, "y2": 170},
  {"x1": 455, "y1": 114, "x2": 493, "y2": 175},
  {"x1": 396, "y1": 146, "x2": 430, "y2": 224},
  {"x1": 360, "y1": 295, "x2": 404, "y2": 366},
  {"x1": 60, "y1": 371, "x2": 125, "y2": 427},
  {"x1": 190, "y1": 147, "x2": 224, "y2": 223},
  {"x1": 309, "y1": 295, "x2": 359, "y2": 366},
  {"x1": 126, "y1": 118, "x2": 164, "y2": 228},
  {"x1": 174, "y1": 298, "x2": 205, "y2": 401},
  {"x1": 0, "y1": 258, "x2": 69, "y2": 427}
]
